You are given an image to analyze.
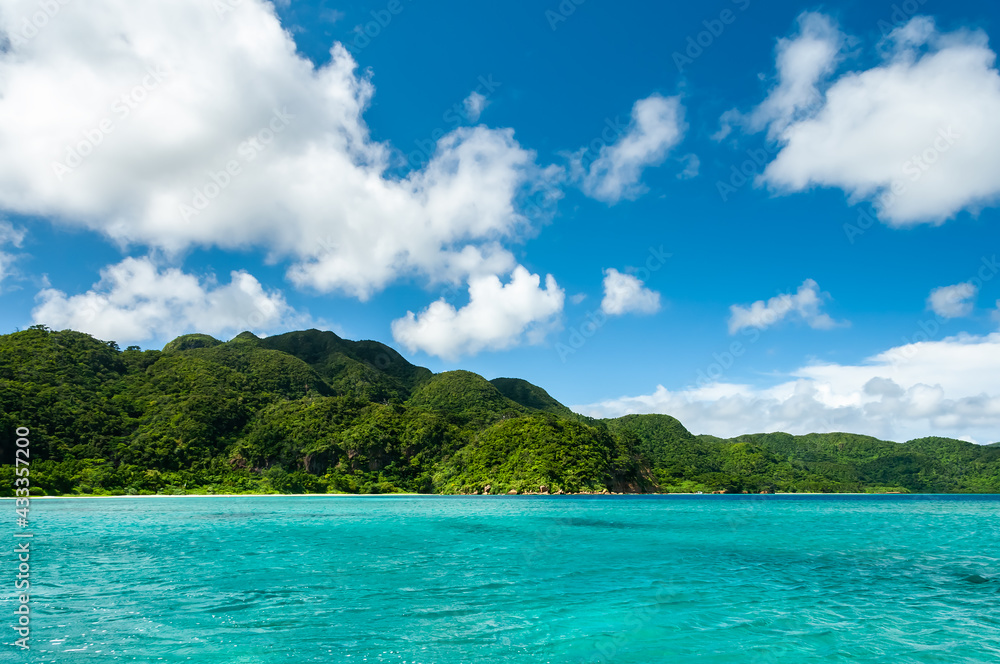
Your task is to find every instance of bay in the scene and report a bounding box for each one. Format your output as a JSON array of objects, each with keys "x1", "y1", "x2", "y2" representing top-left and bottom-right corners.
[{"x1": 7, "y1": 495, "x2": 1000, "y2": 663}]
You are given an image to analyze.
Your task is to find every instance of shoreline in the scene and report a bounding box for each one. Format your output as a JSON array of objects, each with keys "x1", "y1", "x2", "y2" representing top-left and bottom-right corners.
[{"x1": 3, "y1": 492, "x2": 995, "y2": 500}]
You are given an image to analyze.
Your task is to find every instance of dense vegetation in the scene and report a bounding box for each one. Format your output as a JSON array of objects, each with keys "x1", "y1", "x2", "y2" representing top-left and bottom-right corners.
[{"x1": 1, "y1": 327, "x2": 998, "y2": 496}]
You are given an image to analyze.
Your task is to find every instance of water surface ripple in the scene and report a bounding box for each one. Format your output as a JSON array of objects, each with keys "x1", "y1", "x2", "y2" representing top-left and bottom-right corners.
[{"x1": 7, "y1": 495, "x2": 1000, "y2": 663}]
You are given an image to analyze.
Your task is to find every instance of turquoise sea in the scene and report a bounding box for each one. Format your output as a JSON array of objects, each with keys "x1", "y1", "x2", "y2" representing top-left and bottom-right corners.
[{"x1": 5, "y1": 495, "x2": 1000, "y2": 663}]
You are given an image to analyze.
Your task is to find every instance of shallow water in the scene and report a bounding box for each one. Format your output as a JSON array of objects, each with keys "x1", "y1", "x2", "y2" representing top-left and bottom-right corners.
[{"x1": 6, "y1": 495, "x2": 1000, "y2": 663}]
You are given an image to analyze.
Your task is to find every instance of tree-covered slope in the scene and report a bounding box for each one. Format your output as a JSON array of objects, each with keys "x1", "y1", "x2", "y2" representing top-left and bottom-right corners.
[
  {"x1": 0, "y1": 328, "x2": 618, "y2": 495},
  {"x1": 720, "y1": 432, "x2": 1000, "y2": 493},
  {"x1": 435, "y1": 414, "x2": 654, "y2": 495},
  {"x1": 489, "y1": 378, "x2": 575, "y2": 417},
  {"x1": 174, "y1": 336, "x2": 334, "y2": 400},
  {"x1": 407, "y1": 371, "x2": 526, "y2": 428},
  {"x1": 257, "y1": 329, "x2": 431, "y2": 402},
  {"x1": 0, "y1": 328, "x2": 132, "y2": 463},
  {"x1": 605, "y1": 414, "x2": 716, "y2": 490},
  {"x1": 1, "y1": 327, "x2": 998, "y2": 496}
]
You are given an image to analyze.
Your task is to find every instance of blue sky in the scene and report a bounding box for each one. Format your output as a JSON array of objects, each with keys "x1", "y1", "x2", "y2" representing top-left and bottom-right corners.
[{"x1": 1, "y1": 0, "x2": 999, "y2": 442}]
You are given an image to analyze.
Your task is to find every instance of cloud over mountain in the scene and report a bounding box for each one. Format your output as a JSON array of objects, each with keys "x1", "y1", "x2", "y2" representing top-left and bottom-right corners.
[{"x1": 0, "y1": 0, "x2": 549, "y2": 301}]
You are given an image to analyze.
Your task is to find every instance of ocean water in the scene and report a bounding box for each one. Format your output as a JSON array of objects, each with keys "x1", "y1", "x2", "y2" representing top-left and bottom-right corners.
[{"x1": 5, "y1": 495, "x2": 1000, "y2": 663}]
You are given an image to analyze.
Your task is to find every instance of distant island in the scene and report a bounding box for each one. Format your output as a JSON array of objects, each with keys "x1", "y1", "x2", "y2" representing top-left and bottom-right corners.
[{"x1": 1, "y1": 326, "x2": 998, "y2": 496}]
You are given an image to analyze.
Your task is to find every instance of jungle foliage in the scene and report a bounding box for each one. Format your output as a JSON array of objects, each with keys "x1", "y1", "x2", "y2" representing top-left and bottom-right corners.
[{"x1": 2, "y1": 326, "x2": 998, "y2": 496}]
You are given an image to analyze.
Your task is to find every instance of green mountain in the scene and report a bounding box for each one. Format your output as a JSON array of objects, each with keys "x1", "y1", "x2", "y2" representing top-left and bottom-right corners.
[
  {"x1": 2, "y1": 326, "x2": 999, "y2": 496},
  {"x1": 410, "y1": 371, "x2": 524, "y2": 421},
  {"x1": 255, "y1": 329, "x2": 432, "y2": 402},
  {"x1": 490, "y1": 377, "x2": 575, "y2": 417}
]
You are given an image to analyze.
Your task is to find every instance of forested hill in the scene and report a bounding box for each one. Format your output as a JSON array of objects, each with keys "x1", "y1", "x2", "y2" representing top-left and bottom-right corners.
[{"x1": 1, "y1": 326, "x2": 999, "y2": 496}]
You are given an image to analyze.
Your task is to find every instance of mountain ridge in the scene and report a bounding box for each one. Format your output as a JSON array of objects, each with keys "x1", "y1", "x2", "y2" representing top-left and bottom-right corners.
[{"x1": 1, "y1": 326, "x2": 998, "y2": 496}]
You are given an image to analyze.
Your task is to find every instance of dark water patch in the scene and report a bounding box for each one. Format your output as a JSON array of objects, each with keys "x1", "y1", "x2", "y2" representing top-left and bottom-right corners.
[
  {"x1": 438, "y1": 519, "x2": 523, "y2": 537},
  {"x1": 192, "y1": 512, "x2": 262, "y2": 520},
  {"x1": 552, "y1": 517, "x2": 651, "y2": 530},
  {"x1": 192, "y1": 510, "x2": 370, "y2": 522},
  {"x1": 962, "y1": 574, "x2": 991, "y2": 584}
]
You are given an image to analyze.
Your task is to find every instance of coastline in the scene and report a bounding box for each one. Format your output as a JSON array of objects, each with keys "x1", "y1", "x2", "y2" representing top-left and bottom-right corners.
[
  {"x1": 1, "y1": 493, "x2": 423, "y2": 499},
  {"x1": 4, "y1": 491, "x2": 992, "y2": 500}
]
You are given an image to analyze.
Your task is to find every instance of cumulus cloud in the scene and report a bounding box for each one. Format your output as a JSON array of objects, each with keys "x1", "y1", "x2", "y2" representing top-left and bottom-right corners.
[
  {"x1": 0, "y1": 222, "x2": 25, "y2": 246},
  {"x1": 729, "y1": 13, "x2": 1000, "y2": 225},
  {"x1": 463, "y1": 91, "x2": 488, "y2": 122},
  {"x1": 0, "y1": 220, "x2": 26, "y2": 290},
  {"x1": 320, "y1": 9, "x2": 345, "y2": 24},
  {"x1": 32, "y1": 257, "x2": 309, "y2": 345},
  {"x1": 728, "y1": 279, "x2": 841, "y2": 334},
  {"x1": 928, "y1": 282, "x2": 978, "y2": 318},
  {"x1": 391, "y1": 265, "x2": 564, "y2": 361},
  {"x1": 574, "y1": 94, "x2": 686, "y2": 203},
  {"x1": 574, "y1": 332, "x2": 1000, "y2": 443},
  {"x1": 676, "y1": 153, "x2": 700, "y2": 180},
  {"x1": 0, "y1": 0, "x2": 555, "y2": 300},
  {"x1": 601, "y1": 268, "x2": 661, "y2": 316},
  {"x1": 719, "y1": 13, "x2": 846, "y2": 140}
]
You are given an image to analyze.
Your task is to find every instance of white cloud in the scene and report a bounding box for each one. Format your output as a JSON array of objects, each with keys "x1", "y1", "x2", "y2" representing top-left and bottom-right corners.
[
  {"x1": 320, "y1": 9, "x2": 345, "y2": 24},
  {"x1": 463, "y1": 91, "x2": 488, "y2": 122},
  {"x1": 391, "y1": 265, "x2": 564, "y2": 361},
  {"x1": 928, "y1": 282, "x2": 978, "y2": 318},
  {"x1": 574, "y1": 332, "x2": 1000, "y2": 443},
  {"x1": 754, "y1": 12, "x2": 845, "y2": 133},
  {"x1": 31, "y1": 257, "x2": 309, "y2": 345},
  {"x1": 0, "y1": 0, "x2": 553, "y2": 301},
  {"x1": 0, "y1": 221, "x2": 26, "y2": 290},
  {"x1": 0, "y1": 222, "x2": 24, "y2": 246},
  {"x1": 721, "y1": 13, "x2": 846, "y2": 140},
  {"x1": 574, "y1": 94, "x2": 686, "y2": 203},
  {"x1": 601, "y1": 268, "x2": 661, "y2": 316},
  {"x1": 733, "y1": 13, "x2": 1000, "y2": 225},
  {"x1": 676, "y1": 153, "x2": 700, "y2": 180},
  {"x1": 728, "y1": 279, "x2": 840, "y2": 334}
]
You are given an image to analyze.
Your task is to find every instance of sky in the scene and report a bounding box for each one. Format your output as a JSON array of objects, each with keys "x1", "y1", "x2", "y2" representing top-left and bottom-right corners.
[{"x1": 1, "y1": 0, "x2": 999, "y2": 444}]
